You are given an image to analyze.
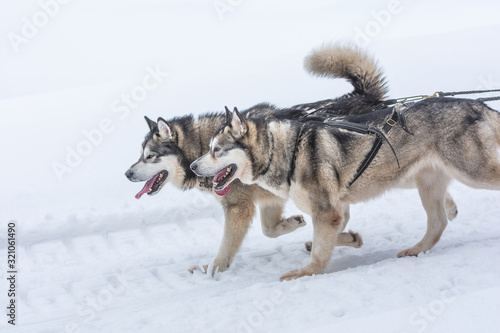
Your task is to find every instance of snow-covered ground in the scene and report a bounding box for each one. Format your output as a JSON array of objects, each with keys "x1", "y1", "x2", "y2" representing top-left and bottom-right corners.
[{"x1": 1, "y1": 0, "x2": 500, "y2": 332}]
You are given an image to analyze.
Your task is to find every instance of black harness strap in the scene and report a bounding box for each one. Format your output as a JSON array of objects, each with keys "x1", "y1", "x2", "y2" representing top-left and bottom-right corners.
[
  {"x1": 351, "y1": 112, "x2": 398, "y2": 186},
  {"x1": 259, "y1": 132, "x2": 274, "y2": 176},
  {"x1": 287, "y1": 124, "x2": 305, "y2": 185},
  {"x1": 325, "y1": 104, "x2": 412, "y2": 187},
  {"x1": 436, "y1": 88, "x2": 500, "y2": 97},
  {"x1": 478, "y1": 96, "x2": 500, "y2": 102},
  {"x1": 349, "y1": 138, "x2": 383, "y2": 186}
]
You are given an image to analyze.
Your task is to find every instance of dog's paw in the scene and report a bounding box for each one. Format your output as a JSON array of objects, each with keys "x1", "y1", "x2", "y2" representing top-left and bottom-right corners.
[
  {"x1": 212, "y1": 259, "x2": 229, "y2": 275},
  {"x1": 333, "y1": 230, "x2": 364, "y2": 248},
  {"x1": 188, "y1": 264, "x2": 209, "y2": 274},
  {"x1": 280, "y1": 269, "x2": 301, "y2": 281},
  {"x1": 280, "y1": 267, "x2": 317, "y2": 281},
  {"x1": 397, "y1": 248, "x2": 421, "y2": 258},
  {"x1": 445, "y1": 198, "x2": 458, "y2": 221},
  {"x1": 284, "y1": 215, "x2": 306, "y2": 234},
  {"x1": 189, "y1": 260, "x2": 229, "y2": 276},
  {"x1": 348, "y1": 230, "x2": 363, "y2": 248},
  {"x1": 287, "y1": 215, "x2": 306, "y2": 228}
]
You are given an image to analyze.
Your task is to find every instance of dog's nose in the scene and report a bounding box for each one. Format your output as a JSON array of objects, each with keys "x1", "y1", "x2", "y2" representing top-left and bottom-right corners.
[
  {"x1": 190, "y1": 162, "x2": 197, "y2": 172},
  {"x1": 125, "y1": 169, "x2": 134, "y2": 179}
]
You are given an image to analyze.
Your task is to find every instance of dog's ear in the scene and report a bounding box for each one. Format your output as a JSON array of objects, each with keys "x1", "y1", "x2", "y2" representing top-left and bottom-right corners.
[
  {"x1": 224, "y1": 106, "x2": 232, "y2": 123},
  {"x1": 230, "y1": 107, "x2": 247, "y2": 138},
  {"x1": 157, "y1": 117, "x2": 175, "y2": 141},
  {"x1": 144, "y1": 116, "x2": 157, "y2": 131}
]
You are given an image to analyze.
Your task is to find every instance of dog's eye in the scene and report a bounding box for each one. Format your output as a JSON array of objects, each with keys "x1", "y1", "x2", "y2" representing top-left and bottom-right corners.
[
  {"x1": 213, "y1": 147, "x2": 221, "y2": 153},
  {"x1": 146, "y1": 154, "x2": 154, "y2": 160}
]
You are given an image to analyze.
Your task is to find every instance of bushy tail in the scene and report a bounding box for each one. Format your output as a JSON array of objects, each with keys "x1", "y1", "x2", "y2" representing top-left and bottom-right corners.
[{"x1": 304, "y1": 43, "x2": 388, "y2": 100}]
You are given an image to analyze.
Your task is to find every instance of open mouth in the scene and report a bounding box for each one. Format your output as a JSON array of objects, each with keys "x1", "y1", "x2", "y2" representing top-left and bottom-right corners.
[
  {"x1": 135, "y1": 170, "x2": 168, "y2": 199},
  {"x1": 212, "y1": 164, "x2": 237, "y2": 196}
]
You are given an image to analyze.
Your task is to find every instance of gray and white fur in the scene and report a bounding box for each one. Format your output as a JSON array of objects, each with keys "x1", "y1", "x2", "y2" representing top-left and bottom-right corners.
[{"x1": 191, "y1": 96, "x2": 494, "y2": 281}]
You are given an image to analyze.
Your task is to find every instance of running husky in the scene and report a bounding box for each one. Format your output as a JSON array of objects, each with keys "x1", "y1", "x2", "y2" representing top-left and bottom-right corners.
[{"x1": 190, "y1": 94, "x2": 498, "y2": 281}]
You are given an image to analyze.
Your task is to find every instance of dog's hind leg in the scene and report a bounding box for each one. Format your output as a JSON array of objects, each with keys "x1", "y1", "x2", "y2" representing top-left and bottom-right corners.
[
  {"x1": 305, "y1": 230, "x2": 363, "y2": 251},
  {"x1": 397, "y1": 110, "x2": 500, "y2": 259},
  {"x1": 304, "y1": 204, "x2": 362, "y2": 251},
  {"x1": 450, "y1": 108, "x2": 500, "y2": 190},
  {"x1": 260, "y1": 199, "x2": 306, "y2": 238},
  {"x1": 445, "y1": 192, "x2": 458, "y2": 221},
  {"x1": 281, "y1": 208, "x2": 343, "y2": 281},
  {"x1": 398, "y1": 169, "x2": 450, "y2": 258}
]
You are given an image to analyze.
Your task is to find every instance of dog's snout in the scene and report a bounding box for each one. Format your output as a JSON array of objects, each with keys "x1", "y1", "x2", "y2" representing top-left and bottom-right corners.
[
  {"x1": 125, "y1": 169, "x2": 134, "y2": 180},
  {"x1": 190, "y1": 162, "x2": 198, "y2": 172}
]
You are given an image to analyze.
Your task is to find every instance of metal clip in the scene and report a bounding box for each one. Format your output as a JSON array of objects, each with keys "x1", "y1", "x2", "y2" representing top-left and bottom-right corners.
[{"x1": 386, "y1": 118, "x2": 397, "y2": 127}]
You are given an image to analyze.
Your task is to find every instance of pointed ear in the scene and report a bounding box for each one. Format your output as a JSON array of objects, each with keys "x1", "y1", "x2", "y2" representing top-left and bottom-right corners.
[
  {"x1": 224, "y1": 106, "x2": 232, "y2": 123},
  {"x1": 157, "y1": 117, "x2": 174, "y2": 141},
  {"x1": 230, "y1": 107, "x2": 247, "y2": 138},
  {"x1": 144, "y1": 116, "x2": 157, "y2": 131}
]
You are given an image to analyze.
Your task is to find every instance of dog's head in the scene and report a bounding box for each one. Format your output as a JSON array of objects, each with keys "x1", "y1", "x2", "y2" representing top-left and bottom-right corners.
[
  {"x1": 190, "y1": 107, "x2": 254, "y2": 196},
  {"x1": 125, "y1": 116, "x2": 187, "y2": 199}
]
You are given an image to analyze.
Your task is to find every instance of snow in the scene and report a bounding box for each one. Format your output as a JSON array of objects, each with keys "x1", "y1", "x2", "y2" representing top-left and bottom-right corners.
[{"x1": 1, "y1": 0, "x2": 500, "y2": 332}]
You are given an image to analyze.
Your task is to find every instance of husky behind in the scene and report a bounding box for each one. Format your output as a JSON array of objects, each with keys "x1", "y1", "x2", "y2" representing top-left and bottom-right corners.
[{"x1": 190, "y1": 92, "x2": 498, "y2": 280}]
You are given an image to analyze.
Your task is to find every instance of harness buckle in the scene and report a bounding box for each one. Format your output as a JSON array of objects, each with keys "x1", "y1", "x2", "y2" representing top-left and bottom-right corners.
[{"x1": 386, "y1": 118, "x2": 397, "y2": 127}]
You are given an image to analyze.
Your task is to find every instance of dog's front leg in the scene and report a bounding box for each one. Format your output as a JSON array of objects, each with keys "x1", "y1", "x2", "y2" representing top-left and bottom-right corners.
[
  {"x1": 190, "y1": 201, "x2": 254, "y2": 276},
  {"x1": 281, "y1": 208, "x2": 342, "y2": 281},
  {"x1": 259, "y1": 197, "x2": 306, "y2": 238}
]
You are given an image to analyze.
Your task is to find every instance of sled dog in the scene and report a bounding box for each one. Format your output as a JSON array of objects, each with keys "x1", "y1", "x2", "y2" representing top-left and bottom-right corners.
[{"x1": 190, "y1": 95, "x2": 496, "y2": 280}]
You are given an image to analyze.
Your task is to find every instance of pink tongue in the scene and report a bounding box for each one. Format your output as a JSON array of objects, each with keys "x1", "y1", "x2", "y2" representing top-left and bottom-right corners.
[
  {"x1": 214, "y1": 168, "x2": 227, "y2": 182},
  {"x1": 214, "y1": 185, "x2": 230, "y2": 196},
  {"x1": 135, "y1": 174, "x2": 159, "y2": 199}
]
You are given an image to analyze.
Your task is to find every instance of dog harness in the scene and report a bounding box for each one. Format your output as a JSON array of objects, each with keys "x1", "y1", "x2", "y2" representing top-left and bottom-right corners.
[{"x1": 325, "y1": 103, "x2": 413, "y2": 187}]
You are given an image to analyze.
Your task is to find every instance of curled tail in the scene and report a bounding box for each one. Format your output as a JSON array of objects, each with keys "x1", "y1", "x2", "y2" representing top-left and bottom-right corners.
[{"x1": 304, "y1": 43, "x2": 388, "y2": 100}]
